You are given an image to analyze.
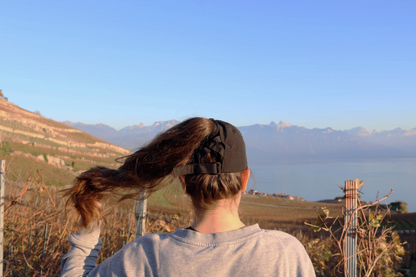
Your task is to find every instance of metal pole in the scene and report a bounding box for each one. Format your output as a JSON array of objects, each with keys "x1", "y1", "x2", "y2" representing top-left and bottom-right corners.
[
  {"x1": 134, "y1": 194, "x2": 147, "y2": 240},
  {"x1": 24, "y1": 229, "x2": 32, "y2": 277},
  {"x1": 0, "y1": 160, "x2": 5, "y2": 277},
  {"x1": 345, "y1": 180, "x2": 358, "y2": 277},
  {"x1": 10, "y1": 230, "x2": 13, "y2": 276},
  {"x1": 127, "y1": 214, "x2": 132, "y2": 244},
  {"x1": 40, "y1": 223, "x2": 48, "y2": 277}
]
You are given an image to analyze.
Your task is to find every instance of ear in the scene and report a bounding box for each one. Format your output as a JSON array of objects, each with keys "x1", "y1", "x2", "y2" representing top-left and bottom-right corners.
[{"x1": 241, "y1": 167, "x2": 250, "y2": 191}]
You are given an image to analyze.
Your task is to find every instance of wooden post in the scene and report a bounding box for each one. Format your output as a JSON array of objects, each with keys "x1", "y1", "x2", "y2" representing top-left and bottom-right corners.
[
  {"x1": 345, "y1": 180, "x2": 358, "y2": 277},
  {"x1": 134, "y1": 195, "x2": 147, "y2": 240},
  {"x1": 0, "y1": 160, "x2": 5, "y2": 277}
]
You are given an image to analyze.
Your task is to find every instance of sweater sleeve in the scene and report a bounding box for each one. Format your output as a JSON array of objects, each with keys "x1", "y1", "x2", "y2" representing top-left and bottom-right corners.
[
  {"x1": 293, "y1": 239, "x2": 316, "y2": 277},
  {"x1": 60, "y1": 225, "x2": 102, "y2": 277}
]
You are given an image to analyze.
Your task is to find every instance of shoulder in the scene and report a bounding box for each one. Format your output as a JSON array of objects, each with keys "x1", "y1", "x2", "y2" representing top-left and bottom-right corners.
[
  {"x1": 124, "y1": 232, "x2": 169, "y2": 247},
  {"x1": 258, "y1": 230, "x2": 310, "y2": 259},
  {"x1": 98, "y1": 233, "x2": 173, "y2": 272},
  {"x1": 261, "y1": 229, "x2": 303, "y2": 245},
  {"x1": 258, "y1": 230, "x2": 315, "y2": 275},
  {"x1": 117, "y1": 232, "x2": 175, "y2": 256}
]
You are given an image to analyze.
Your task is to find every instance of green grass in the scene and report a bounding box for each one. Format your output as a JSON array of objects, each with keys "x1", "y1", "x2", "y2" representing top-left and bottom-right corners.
[
  {"x1": 402, "y1": 218, "x2": 414, "y2": 230},
  {"x1": 240, "y1": 194, "x2": 344, "y2": 222},
  {"x1": 7, "y1": 141, "x2": 118, "y2": 165},
  {"x1": 393, "y1": 223, "x2": 405, "y2": 230},
  {"x1": 2, "y1": 153, "x2": 76, "y2": 187},
  {"x1": 0, "y1": 142, "x2": 121, "y2": 188},
  {"x1": 147, "y1": 178, "x2": 191, "y2": 211},
  {"x1": 410, "y1": 262, "x2": 416, "y2": 277}
]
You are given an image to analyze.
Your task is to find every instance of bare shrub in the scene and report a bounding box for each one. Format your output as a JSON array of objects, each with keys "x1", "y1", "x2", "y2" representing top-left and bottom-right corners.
[{"x1": 305, "y1": 182, "x2": 408, "y2": 276}]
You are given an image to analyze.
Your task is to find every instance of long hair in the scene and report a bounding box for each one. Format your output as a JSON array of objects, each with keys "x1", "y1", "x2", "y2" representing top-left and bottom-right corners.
[{"x1": 63, "y1": 117, "x2": 244, "y2": 228}]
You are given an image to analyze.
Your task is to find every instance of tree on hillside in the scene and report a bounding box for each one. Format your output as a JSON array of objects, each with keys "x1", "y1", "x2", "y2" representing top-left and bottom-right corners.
[
  {"x1": 389, "y1": 201, "x2": 409, "y2": 213},
  {"x1": 0, "y1": 89, "x2": 3, "y2": 97}
]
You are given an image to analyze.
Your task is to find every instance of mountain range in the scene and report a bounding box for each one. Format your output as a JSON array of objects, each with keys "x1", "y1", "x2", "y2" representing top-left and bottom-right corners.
[
  {"x1": 64, "y1": 120, "x2": 416, "y2": 163},
  {"x1": 64, "y1": 120, "x2": 179, "y2": 151}
]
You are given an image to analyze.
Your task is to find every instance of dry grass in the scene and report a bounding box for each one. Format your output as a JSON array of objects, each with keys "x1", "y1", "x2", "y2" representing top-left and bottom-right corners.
[
  {"x1": 1, "y1": 155, "x2": 76, "y2": 187},
  {"x1": 3, "y1": 179, "x2": 195, "y2": 276},
  {"x1": 2, "y1": 177, "x2": 336, "y2": 276},
  {"x1": 3, "y1": 175, "x2": 415, "y2": 276}
]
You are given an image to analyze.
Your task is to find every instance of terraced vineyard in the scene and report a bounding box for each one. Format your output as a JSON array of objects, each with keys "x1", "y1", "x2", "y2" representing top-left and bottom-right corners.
[
  {"x1": 0, "y1": 98, "x2": 130, "y2": 187},
  {"x1": 389, "y1": 212, "x2": 416, "y2": 230}
]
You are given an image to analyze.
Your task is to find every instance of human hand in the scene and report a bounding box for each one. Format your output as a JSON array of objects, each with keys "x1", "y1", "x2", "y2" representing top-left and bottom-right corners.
[{"x1": 78, "y1": 202, "x2": 103, "y2": 234}]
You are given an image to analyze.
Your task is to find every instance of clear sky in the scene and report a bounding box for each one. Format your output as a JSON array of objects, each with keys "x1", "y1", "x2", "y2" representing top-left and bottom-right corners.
[{"x1": 1, "y1": 0, "x2": 415, "y2": 131}]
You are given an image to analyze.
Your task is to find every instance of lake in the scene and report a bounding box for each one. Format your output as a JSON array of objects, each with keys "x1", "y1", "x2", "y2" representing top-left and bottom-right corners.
[{"x1": 247, "y1": 158, "x2": 416, "y2": 212}]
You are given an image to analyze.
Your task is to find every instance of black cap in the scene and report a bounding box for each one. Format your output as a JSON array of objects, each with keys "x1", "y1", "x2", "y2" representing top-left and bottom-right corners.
[{"x1": 173, "y1": 119, "x2": 248, "y2": 176}]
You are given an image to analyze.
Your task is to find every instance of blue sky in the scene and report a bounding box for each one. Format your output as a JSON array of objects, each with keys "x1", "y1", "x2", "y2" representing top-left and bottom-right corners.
[{"x1": 1, "y1": 0, "x2": 415, "y2": 131}]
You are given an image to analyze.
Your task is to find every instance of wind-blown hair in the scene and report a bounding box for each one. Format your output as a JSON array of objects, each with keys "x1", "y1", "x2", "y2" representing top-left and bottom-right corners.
[{"x1": 63, "y1": 117, "x2": 244, "y2": 228}]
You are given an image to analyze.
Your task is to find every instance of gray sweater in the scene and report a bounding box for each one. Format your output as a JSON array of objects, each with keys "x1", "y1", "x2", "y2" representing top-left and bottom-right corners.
[{"x1": 61, "y1": 224, "x2": 316, "y2": 277}]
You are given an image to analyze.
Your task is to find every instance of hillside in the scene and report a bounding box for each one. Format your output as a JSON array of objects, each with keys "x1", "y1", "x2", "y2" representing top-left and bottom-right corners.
[
  {"x1": 0, "y1": 98, "x2": 336, "y2": 223},
  {"x1": 3, "y1": 98, "x2": 411, "y2": 228},
  {"x1": 146, "y1": 179, "x2": 344, "y2": 223},
  {"x1": 0, "y1": 99, "x2": 130, "y2": 187}
]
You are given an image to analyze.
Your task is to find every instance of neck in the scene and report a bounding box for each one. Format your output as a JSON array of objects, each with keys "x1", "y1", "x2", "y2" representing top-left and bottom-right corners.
[{"x1": 191, "y1": 197, "x2": 245, "y2": 234}]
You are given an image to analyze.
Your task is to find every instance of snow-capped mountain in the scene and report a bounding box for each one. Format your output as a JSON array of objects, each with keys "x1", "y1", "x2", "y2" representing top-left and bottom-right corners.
[{"x1": 65, "y1": 120, "x2": 416, "y2": 162}]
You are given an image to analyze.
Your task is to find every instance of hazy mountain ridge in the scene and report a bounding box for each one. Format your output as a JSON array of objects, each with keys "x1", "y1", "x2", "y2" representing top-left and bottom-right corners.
[
  {"x1": 62, "y1": 121, "x2": 118, "y2": 142},
  {"x1": 65, "y1": 120, "x2": 179, "y2": 150},
  {"x1": 64, "y1": 120, "x2": 416, "y2": 162},
  {"x1": 240, "y1": 121, "x2": 412, "y2": 163},
  {"x1": 344, "y1": 126, "x2": 416, "y2": 152}
]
